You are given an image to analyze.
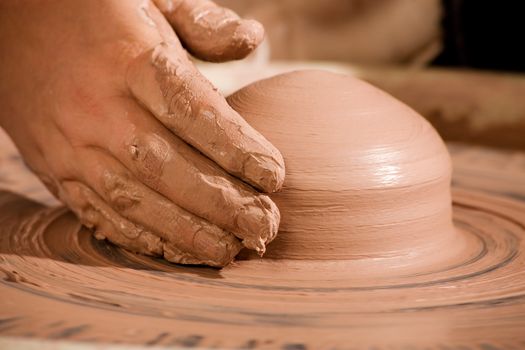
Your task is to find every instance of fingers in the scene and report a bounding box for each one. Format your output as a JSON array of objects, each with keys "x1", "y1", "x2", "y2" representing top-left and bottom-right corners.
[
  {"x1": 98, "y1": 100, "x2": 279, "y2": 254},
  {"x1": 39, "y1": 128, "x2": 166, "y2": 258},
  {"x1": 59, "y1": 181, "x2": 163, "y2": 257},
  {"x1": 126, "y1": 43, "x2": 285, "y2": 193},
  {"x1": 153, "y1": 0, "x2": 264, "y2": 62},
  {"x1": 72, "y1": 147, "x2": 243, "y2": 267}
]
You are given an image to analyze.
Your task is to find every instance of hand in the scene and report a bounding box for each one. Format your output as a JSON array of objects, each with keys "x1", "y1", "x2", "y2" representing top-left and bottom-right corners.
[{"x1": 0, "y1": 0, "x2": 285, "y2": 267}]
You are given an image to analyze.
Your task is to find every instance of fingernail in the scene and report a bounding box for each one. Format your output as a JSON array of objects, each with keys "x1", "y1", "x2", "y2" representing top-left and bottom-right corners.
[
  {"x1": 243, "y1": 153, "x2": 285, "y2": 193},
  {"x1": 191, "y1": 227, "x2": 242, "y2": 265},
  {"x1": 236, "y1": 195, "x2": 280, "y2": 254},
  {"x1": 231, "y1": 19, "x2": 265, "y2": 53},
  {"x1": 138, "y1": 231, "x2": 163, "y2": 256}
]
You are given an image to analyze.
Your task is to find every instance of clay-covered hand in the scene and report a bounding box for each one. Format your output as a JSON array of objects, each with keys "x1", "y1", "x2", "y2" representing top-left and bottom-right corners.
[{"x1": 0, "y1": 0, "x2": 284, "y2": 267}]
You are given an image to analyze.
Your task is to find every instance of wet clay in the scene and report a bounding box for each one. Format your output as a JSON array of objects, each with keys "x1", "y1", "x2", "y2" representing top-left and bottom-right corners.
[
  {"x1": 229, "y1": 70, "x2": 458, "y2": 263},
  {"x1": 1, "y1": 71, "x2": 525, "y2": 348},
  {"x1": 123, "y1": 42, "x2": 285, "y2": 264}
]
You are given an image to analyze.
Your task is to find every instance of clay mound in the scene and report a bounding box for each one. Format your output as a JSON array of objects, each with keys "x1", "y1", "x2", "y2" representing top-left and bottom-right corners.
[{"x1": 229, "y1": 70, "x2": 457, "y2": 264}]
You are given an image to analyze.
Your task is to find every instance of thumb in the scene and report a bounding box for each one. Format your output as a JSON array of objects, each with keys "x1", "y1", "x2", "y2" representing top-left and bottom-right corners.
[{"x1": 152, "y1": 0, "x2": 264, "y2": 62}]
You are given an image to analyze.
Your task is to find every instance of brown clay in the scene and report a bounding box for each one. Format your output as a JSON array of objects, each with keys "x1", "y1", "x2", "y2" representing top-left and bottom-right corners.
[
  {"x1": 1, "y1": 71, "x2": 525, "y2": 348},
  {"x1": 229, "y1": 70, "x2": 457, "y2": 264}
]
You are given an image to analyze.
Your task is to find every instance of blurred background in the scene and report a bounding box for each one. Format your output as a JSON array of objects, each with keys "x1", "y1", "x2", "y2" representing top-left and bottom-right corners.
[{"x1": 199, "y1": 0, "x2": 525, "y2": 150}]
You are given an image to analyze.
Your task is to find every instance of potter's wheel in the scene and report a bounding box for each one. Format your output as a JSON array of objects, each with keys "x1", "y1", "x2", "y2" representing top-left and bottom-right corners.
[
  {"x1": 1, "y1": 139, "x2": 525, "y2": 349},
  {"x1": 2, "y1": 67, "x2": 525, "y2": 350}
]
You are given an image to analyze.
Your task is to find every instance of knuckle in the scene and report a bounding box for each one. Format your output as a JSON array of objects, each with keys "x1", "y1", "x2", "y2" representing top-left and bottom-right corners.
[
  {"x1": 125, "y1": 133, "x2": 171, "y2": 189},
  {"x1": 153, "y1": 0, "x2": 184, "y2": 13},
  {"x1": 165, "y1": 72, "x2": 194, "y2": 123},
  {"x1": 101, "y1": 170, "x2": 141, "y2": 212}
]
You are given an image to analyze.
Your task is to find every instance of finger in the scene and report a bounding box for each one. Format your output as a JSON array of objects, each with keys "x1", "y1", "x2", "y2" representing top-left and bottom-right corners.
[
  {"x1": 97, "y1": 99, "x2": 280, "y2": 254},
  {"x1": 17, "y1": 120, "x2": 189, "y2": 261},
  {"x1": 41, "y1": 131, "x2": 162, "y2": 256},
  {"x1": 126, "y1": 43, "x2": 285, "y2": 193},
  {"x1": 59, "y1": 181, "x2": 163, "y2": 257},
  {"x1": 75, "y1": 146, "x2": 242, "y2": 267},
  {"x1": 153, "y1": 0, "x2": 264, "y2": 62},
  {"x1": 163, "y1": 243, "x2": 233, "y2": 266}
]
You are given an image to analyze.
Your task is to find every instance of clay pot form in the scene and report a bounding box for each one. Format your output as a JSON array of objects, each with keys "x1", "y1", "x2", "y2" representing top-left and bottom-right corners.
[{"x1": 229, "y1": 70, "x2": 462, "y2": 271}]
